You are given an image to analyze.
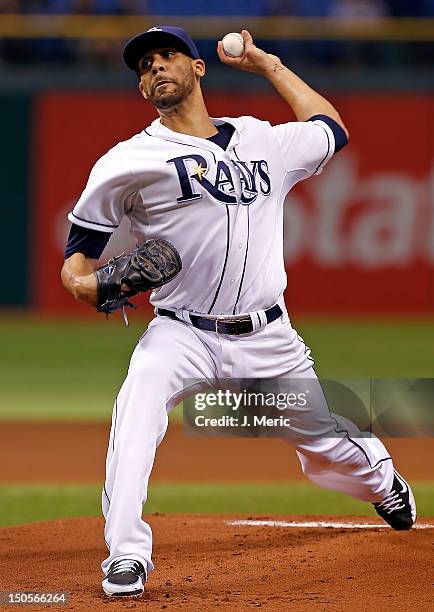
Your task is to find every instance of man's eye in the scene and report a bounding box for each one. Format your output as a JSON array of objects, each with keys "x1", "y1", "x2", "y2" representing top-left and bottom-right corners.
[{"x1": 165, "y1": 50, "x2": 175, "y2": 57}]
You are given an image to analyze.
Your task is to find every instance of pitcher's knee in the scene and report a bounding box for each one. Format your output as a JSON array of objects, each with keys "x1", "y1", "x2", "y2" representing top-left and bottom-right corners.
[{"x1": 125, "y1": 354, "x2": 175, "y2": 400}]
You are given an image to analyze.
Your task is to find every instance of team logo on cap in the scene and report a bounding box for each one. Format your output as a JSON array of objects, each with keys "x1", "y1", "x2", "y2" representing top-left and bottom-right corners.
[{"x1": 147, "y1": 27, "x2": 163, "y2": 32}]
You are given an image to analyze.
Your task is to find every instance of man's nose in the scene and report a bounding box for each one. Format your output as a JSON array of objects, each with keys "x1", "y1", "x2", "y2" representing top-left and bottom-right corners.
[{"x1": 152, "y1": 57, "x2": 166, "y2": 74}]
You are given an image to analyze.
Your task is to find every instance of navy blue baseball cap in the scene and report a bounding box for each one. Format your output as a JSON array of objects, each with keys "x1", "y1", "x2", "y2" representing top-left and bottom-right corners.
[{"x1": 123, "y1": 26, "x2": 200, "y2": 73}]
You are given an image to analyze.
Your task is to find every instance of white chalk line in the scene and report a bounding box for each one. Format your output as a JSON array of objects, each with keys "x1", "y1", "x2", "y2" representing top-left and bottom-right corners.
[{"x1": 226, "y1": 519, "x2": 434, "y2": 530}]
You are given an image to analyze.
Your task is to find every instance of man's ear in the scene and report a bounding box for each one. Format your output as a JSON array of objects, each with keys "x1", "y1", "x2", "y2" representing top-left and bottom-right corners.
[
  {"x1": 139, "y1": 81, "x2": 148, "y2": 99},
  {"x1": 194, "y1": 58, "x2": 206, "y2": 77}
]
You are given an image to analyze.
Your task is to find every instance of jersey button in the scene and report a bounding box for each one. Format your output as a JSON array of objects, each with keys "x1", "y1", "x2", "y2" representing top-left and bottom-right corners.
[
  {"x1": 238, "y1": 243, "x2": 243, "y2": 249},
  {"x1": 230, "y1": 278, "x2": 236, "y2": 284}
]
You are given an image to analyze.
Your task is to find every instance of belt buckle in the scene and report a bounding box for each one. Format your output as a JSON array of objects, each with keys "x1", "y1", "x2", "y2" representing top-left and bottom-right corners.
[
  {"x1": 216, "y1": 317, "x2": 232, "y2": 335},
  {"x1": 216, "y1": 315, "x2": 250, "y2": 335},
  {"x1": 216, "y1": 318, "x2": 231, "y2": 335}
]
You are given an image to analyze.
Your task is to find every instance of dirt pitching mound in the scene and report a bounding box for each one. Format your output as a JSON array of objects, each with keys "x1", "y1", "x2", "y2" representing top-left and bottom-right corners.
[{"x1": 1, "y1": 515, "x2": 433, "y2": 611}]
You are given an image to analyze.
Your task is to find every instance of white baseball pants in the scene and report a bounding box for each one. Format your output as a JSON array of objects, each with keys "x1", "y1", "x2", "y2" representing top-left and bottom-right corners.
[{"x1": 101, "y1": 305, "x2": 394, "y2": 576}]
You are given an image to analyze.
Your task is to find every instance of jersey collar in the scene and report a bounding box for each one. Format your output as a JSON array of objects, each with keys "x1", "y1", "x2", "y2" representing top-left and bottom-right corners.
[{"x1": 145, "y1": 116, "x2": 242, "y2": 151}]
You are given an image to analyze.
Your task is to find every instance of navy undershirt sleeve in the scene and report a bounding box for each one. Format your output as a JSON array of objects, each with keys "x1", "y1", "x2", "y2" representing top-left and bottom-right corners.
[
  {"x1": 64, "y1": 223, "x2": 111, "y2": 260},
  {"x1": 307, "y1": 114, "x2": 348, "y2": 153}
]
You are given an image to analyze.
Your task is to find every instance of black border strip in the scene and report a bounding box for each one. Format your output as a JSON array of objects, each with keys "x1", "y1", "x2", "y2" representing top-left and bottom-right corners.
[
  {"x1": 208, "y1": 205, "x2": 231, "y2": 314},
  {"x1": 144, "y1": 128, "x2": 217, "y2": 162},
  {"x1": 103, "y1": 484, "x2": 111, "y2": 505},
  {"x1": 333, "y1": 424, "x2": 375, "y2": 467},
  {"x1": 313, "y1": 125, "x2": 331, "y2": 175},
  {"x1": 71, "y1": 211, "x2": 118, "y2": 229},
  {"x1": 332, "y1": 421, "x2": 391, "y2": 469},
  {"x1": 232, "y1": 206, "x2": 250, "y2": 315},
  {"x1": 315, "y1": 369, "x2": 392, "y2": 470}
]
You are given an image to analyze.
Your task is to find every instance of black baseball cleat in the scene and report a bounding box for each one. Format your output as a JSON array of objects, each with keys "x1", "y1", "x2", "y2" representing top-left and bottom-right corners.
[
  {"x1": 102, "y1": 558, "x2": 146, "y2": 597},
  {"x1": 374, "y1": 470, "x2": 416, "y2": 530}
]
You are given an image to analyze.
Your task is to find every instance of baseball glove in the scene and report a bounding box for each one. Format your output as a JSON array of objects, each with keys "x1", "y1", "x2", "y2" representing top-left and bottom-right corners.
[{"x1": 95, "y1": 238, "x2": 182, "y2": 316}]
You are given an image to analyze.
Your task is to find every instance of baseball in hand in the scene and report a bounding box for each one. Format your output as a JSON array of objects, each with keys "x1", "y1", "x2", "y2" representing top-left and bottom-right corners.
[{"x1": 221, "y1": 32, "x2": 245, "y2": 58}]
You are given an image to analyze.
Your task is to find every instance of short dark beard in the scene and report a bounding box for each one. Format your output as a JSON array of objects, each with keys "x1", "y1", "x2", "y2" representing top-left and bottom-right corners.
[
  {"x1": 148, "y1": 65, "x2": 196, "y2": 110},
  {"x1": 151, "y1": 88, "x2": 187, "y2": 110}
]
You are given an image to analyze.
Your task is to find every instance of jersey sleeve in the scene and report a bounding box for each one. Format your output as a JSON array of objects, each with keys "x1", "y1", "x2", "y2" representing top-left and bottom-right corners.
[
  {"x1": 271, "y1": 117, "x2": 337, "y2": 181},
  {"x1": 68, "y1": 148, "x2": 139, "y2": 233}
]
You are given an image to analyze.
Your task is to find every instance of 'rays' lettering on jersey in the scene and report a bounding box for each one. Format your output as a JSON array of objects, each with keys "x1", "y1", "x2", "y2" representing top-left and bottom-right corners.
[{"x1": 167, "y1": 154, "x2": 271, "y2": 205}]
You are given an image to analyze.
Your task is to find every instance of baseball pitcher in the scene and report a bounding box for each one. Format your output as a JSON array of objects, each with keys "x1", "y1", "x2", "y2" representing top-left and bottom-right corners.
[{"x1": 61, "y1": 26, "x2": 416, "y2": 598}]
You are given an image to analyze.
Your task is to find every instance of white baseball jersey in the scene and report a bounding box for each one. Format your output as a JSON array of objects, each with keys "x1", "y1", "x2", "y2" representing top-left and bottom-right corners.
[{"x1": 69, "y1": 115, "x2": 335, "y2": 315}]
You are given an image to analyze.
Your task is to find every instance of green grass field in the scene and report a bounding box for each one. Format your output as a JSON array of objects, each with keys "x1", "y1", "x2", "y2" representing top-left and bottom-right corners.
[
  {"x1": 1, "y1": 315, "x2": 433, "y2": 527},
  {"x1": 2, "y1": 315, "x2": 434, "y2": 420},
  {"x1": 1, "y1": 482, "x2": 433, "y2": 528}
]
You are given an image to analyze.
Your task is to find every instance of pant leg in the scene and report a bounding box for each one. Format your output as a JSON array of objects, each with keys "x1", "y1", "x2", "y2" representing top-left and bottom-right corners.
[
  {"x1": 101, "y1": 316, "x2": 217, "y2": 576},
  {"x1": 230, "y1": 317, "x2": 395, "y2": 503},
  {"x1": 284, "y1": 334, "x2": 394, "y2": 502}
]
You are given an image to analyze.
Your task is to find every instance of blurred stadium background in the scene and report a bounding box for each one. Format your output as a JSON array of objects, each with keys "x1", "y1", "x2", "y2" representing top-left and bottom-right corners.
[{"x1": 0, "y1": 1, "x2": 433, "y2": 527}]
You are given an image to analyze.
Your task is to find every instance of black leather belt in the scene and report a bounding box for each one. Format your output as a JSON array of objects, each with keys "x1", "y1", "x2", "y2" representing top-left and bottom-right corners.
[{"x1": 156, "y1": 304, "x2": 283, "y2": 335}]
